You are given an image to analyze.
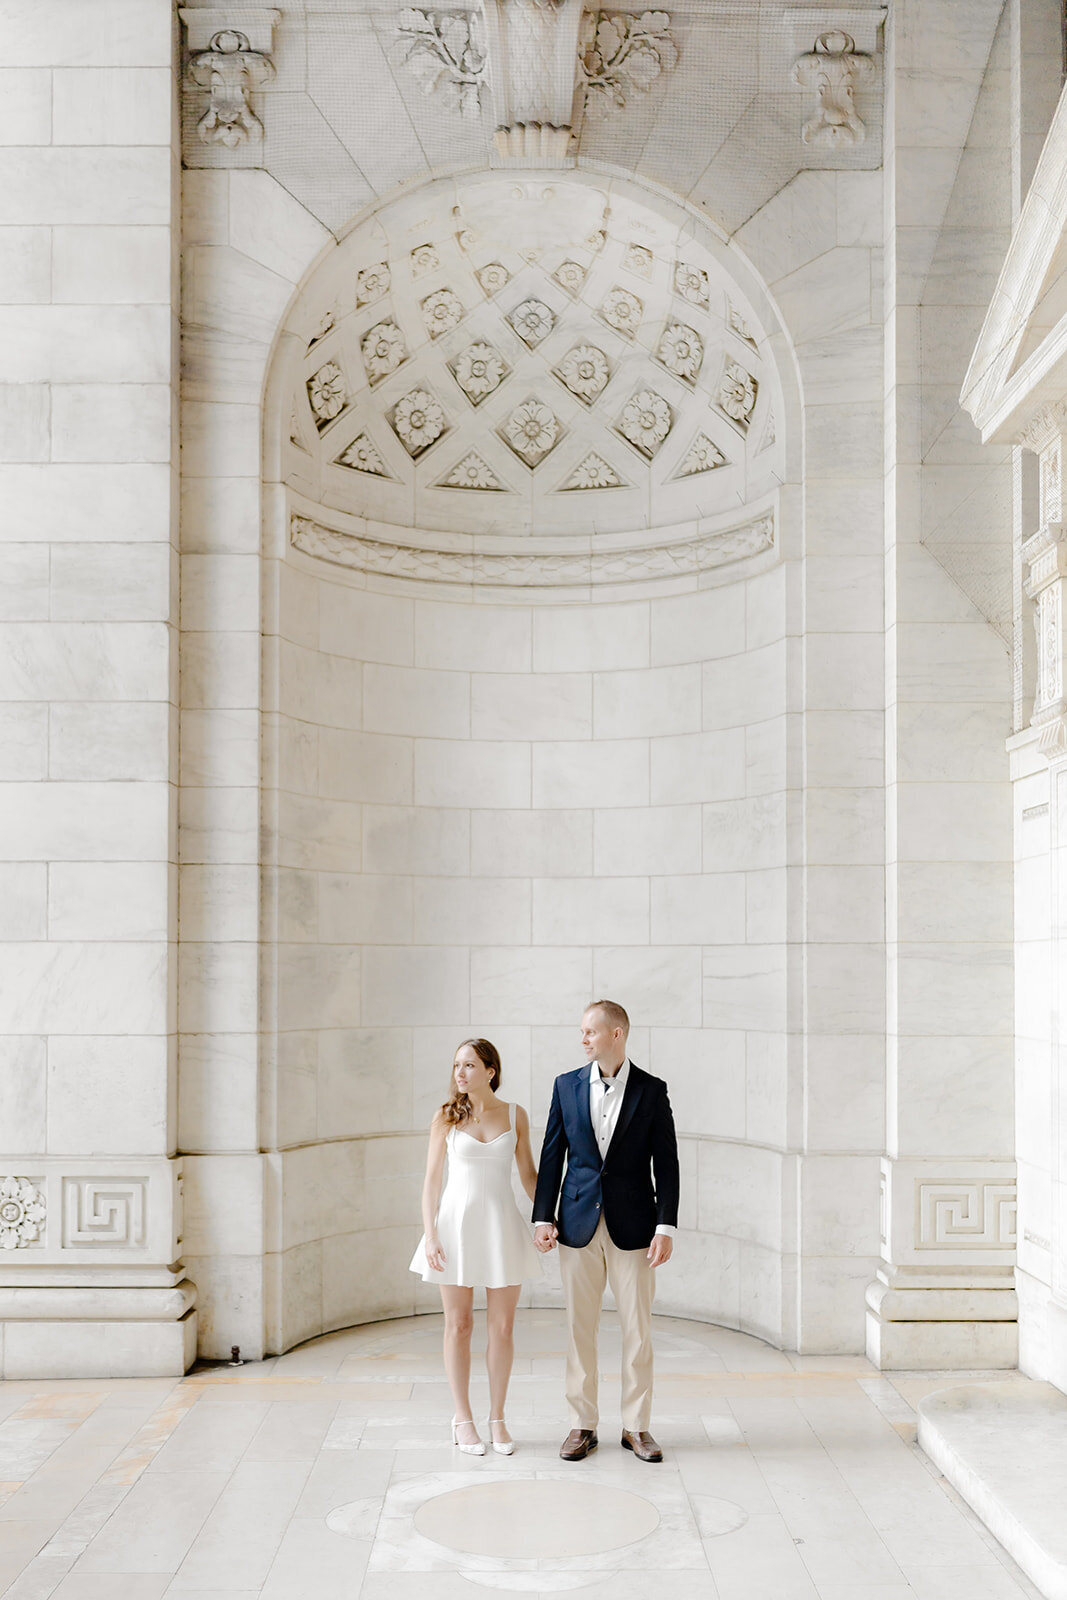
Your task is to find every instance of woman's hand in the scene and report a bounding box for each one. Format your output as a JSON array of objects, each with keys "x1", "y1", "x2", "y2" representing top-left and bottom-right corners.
[{"x1": 425, "y1": 1236, "x2": 446, "y2": 1273}]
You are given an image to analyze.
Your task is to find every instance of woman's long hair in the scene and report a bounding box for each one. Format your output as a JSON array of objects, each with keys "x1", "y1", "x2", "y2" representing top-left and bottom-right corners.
[{"x1": 441, "y1": 1038, "x2": 502, "y2": 1127}]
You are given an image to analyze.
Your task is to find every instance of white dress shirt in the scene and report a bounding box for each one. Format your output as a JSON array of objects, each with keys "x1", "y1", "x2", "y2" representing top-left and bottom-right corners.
[{"x1": 536, "y1": 1060, "x2": 675, "y2": 1238}]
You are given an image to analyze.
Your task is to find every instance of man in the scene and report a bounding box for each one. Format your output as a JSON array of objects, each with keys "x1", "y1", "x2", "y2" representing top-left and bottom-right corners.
[{"x1": 533, "y1": 1000, "x2": 679, "y2": 1463}]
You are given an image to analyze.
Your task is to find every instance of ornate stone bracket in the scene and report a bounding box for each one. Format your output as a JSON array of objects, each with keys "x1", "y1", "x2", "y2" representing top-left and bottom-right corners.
[
  {"x1": 792, "y1": 29, "x2": 873, "y2": 148},
  {"x1": 180, "y1": 8, "x2": 279, "y2": 148}
]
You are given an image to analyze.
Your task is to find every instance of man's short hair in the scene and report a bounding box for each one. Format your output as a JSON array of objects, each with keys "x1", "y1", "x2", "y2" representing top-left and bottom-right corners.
[{"x1": 585, "y1": 999, "x2": 630, "y2": 1035}]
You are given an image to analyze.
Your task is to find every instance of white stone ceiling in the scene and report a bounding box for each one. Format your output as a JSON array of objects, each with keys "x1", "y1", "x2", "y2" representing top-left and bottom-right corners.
[{"x1": 283, "y1": 174, "x2": 783, "y2": 542}]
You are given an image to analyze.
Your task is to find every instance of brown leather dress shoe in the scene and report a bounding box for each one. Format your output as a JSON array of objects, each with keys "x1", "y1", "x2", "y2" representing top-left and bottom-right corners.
[
  {"x1": 621, "y1": 1429, "x2": 663, "y2": 1462},
  {"x1": 560, "y1": 1428, "x2": 598, "y2": 1460}
]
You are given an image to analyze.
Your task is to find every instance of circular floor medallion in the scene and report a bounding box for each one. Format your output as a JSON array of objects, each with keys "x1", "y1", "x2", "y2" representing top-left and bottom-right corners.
[{"x1": 413, "y1": 1480, "x2": 660, "y2": 1559}]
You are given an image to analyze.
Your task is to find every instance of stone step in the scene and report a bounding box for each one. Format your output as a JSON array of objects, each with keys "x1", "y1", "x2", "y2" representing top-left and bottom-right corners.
[{"x1": 918, "y1": 1379, "x2": 1067, "y2": 1600}]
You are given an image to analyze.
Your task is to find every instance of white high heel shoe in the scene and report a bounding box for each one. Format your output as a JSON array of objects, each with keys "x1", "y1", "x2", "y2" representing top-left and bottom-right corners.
[
  {"x1": 488, "y1": 1418, "x2": 515, "y2": 1455},
  {"x1": 451, "y1": 1417, "x2": 485, "y2": 1456}
]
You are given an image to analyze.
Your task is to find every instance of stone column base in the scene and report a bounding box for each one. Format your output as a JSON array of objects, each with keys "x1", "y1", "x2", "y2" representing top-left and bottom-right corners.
[
  {"x1": 865, "y1": 1280, "x2": 1018, "y2": 1369},
  {"x1": 0, "y1": 1282, "x2": 198, "y2": 1379}
]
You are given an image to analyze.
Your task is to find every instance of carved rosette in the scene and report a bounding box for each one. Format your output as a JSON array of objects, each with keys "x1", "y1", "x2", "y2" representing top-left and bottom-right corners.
[
  {"x1": 421, "y1": 288, "x2": 465, "y2": 339},
  {"x1": 392, "y1": 388, "x2": 447, "y2": 455},
  {"x1": 556, "y1": 344, "x2": 610, "y2": 403},
  {"x1": 356, "y1": 263, "x2": 391, "y2": 307},
  {"x1": 508, "y1": 298, "x2": 555, "y2": 346},
  {"x1": 501, "y1": 397, "x2": 561, "y2": 464},
  {"x1": 361, "y1": 322, "x2": 408, "y2": 385},
  {"x1": 307, "y1": 361, "x2": 348, "y2": 428},
  {"x1": 0, "y1": 1177, "x2": 46, "y2": 1250},
  {"x1": 599, "y1": 285, "x2": 642, "y2": 338},
  {"x1": 451, "y1": 342, "x2": 507, "y2": 404},
  {"x1": 618, "y1": 388, "x2": 672, "y2": 456}
]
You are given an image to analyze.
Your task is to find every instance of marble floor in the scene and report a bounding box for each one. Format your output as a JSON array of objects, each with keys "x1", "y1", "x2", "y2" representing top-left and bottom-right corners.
[{"x1": 0, "y1": 1311, "x2": 1044, "y2": 1600}]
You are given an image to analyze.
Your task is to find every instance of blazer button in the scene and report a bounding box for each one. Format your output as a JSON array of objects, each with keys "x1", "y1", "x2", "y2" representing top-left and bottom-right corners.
[{"x1": 595, "y1": 1203, "x2": 600, "y2": 1209}]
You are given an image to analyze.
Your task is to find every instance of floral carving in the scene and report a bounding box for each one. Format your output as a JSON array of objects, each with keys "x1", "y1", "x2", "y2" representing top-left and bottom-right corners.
[
  {"x1": 410, "y1": 243, "x2": 440, "y2": 277},
  {"x1": 188, "y1": 28, "x2": 275, "y2": 148},
  {"x1": 451, "y1": 342, "x2": 507, "y2": 404},
  {"x1": 657, "y1": 322, "x2": 703, "y2": 383},
  {"x1": 717, "y1": 360, "x2": 758, "y2": 428},
  {"x1": 674, "y1": 432, "x2": 727, "y2": 478},
  {"x1": 335, "y1": 433, "x2": 391, "y2": 477},
  {"x1": 561, "y1": 452, "x2": 625, "y2": 490},
  {"x1": 674, "y1": 261, "x2": 709, "y2": 309},
  {"x1": 395, "y1": 8, "x2": 488, "y2": 119},
  {"x1": 361, "y1": 321, "x2": 408, "y2": 385},
  {"x1": 501, "y1": 398, "x2": 561, "y2": 465},
  {"x1": 393, "y1": 388, "x2": 446, "y2": 455},
  {"x1": 554, "y1": 260, "x2": 587, "y2": 297},
  {"x1": 793, "y1": 30, "x2": 874, "y2": 148},
  {"x1": 556, "y1": 344, "x2": 610, "y2": 404},
  {"x1": 624, "y1": 243, "x2": 654, "y2": 279},
  {"x1": 579, "y1": 10, "x2": 678, "y2": 117},
  {"x1": 421, "y1": 287, "x2": 465, "y2": 339},
  {"x1": 0, "y1": 1177, "x2": 46, "y2": 1250},
  {"x1": 727, "y1": 302, "x2": 757, "y2": 347},
  {"x1": 307, "y1": 309, "x2": 336, "y2": 349},
  {"x1": 356, "y1": 263, "x2": 391, "y2": 307},
  {"x1": 477, "y1": 261, "x2": 510, "y2": 295},
  {"x1": 307, "y1": 361, "x2": 348, "y2": 429},
  {"x1": 618, "y1": 388, "x2": 672, "y2": 456},
  {"x1": 586, "y1": 229, "x2": 606, "y2": 253},
  {"x1": 440, "y1": 451, "x2": 507, "y2": 490},
  {"x1": 599, "y1": 285, "x2": 642, "y2": 338},
  {"x1": 508, "y1": 298, "x2": 555, "y2": 346}
]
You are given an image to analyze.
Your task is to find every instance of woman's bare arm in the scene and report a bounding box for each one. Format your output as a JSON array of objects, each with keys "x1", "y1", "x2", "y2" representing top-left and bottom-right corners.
[
  {"x1": 513, "y1": 1104, "x2": 538, "y2": 1203},
  {"x1": 420, "y1": 1112, "x2": 449, "y2": 1271}
]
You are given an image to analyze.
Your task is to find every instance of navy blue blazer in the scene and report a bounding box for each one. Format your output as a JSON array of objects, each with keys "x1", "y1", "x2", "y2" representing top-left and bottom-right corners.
[{"x1": 532, "y1": 1062, "x2": 680, "y2": 1250}]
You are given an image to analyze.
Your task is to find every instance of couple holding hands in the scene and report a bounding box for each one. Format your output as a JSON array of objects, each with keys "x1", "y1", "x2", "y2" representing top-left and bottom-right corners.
[{"x1": 410, "y1": 1000, "x2": 680, "y2": 1463}]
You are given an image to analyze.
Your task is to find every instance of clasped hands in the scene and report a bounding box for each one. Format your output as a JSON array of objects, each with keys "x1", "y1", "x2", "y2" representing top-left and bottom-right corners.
[{"x1": 533, "y1": 1222, "x2": 673, "y2": 1267}]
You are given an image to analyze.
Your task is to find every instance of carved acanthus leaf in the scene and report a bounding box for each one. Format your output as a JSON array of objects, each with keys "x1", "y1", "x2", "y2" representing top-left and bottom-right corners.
[
  {"x1": 579, "y1": 10, "x2": 677, "y2": 117},
  {"x1": 396, "y1": 8, "x2": 488, "y2": 119}
]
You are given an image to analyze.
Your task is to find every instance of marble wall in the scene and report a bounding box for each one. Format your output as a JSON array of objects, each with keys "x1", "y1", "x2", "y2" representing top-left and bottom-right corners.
[
  {"x1": 0, "y1": 0, "x2": 193, "y2": 1376},
  {"x1": 0, "y1": 0, "x2": 1035, "y2": 1376}
]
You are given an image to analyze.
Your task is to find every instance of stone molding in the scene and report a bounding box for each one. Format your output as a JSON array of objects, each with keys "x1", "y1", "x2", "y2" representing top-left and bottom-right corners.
[
  {"x1": 879, "y1": 1157, "x2": 1018, "y2": 1272},
  {"x1": 289, "y1": 505, "x2": 774, "y2": 591},
  {"x1": 180, "y1": 8, "x2": 279, "y2": 148},
  {"x1": 0, "y1": 1158, "x2": 184, "y2": 1276},
  {"x1": 1023, "y1": 520, "x2": 1067, "y2": 759}
]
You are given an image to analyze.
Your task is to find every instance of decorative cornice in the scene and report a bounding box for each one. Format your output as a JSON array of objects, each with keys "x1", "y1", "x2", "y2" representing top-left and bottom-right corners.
[
  {"x1": 1017, "y1": 400, "x2": 1067, "y2": 454},
  {"x1": 290, "y1": 508, "x2": 774, "y2": 589}
]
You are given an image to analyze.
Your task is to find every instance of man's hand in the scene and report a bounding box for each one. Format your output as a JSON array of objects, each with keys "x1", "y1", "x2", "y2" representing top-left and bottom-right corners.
[
  {"x1": 647, "y1": 1234, "x2": 673, "y2": 1268},
  {"x1": 534, "y1": 1223, "x2": 558, "y2": 1253}
]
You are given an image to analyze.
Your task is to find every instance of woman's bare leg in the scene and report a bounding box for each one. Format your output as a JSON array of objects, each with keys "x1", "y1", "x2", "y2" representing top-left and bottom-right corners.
[
  {"x1": 485, "y1": 1284, "x2": 521, "y2": 1443},
  {"x1": 440, "y1": 1285, "x2": 479, "y2": 1443}
]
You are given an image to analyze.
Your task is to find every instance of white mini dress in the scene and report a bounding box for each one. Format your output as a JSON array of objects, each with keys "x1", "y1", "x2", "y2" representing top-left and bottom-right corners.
[{"x1": 409, "y1": 1102, "x2": 542, "y2": 1288}]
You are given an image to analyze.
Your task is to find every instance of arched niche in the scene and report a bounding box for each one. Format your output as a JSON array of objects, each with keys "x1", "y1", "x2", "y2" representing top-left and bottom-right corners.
[{"x1": 258, "y1": 169, "x2": 804, "y2": 1354}]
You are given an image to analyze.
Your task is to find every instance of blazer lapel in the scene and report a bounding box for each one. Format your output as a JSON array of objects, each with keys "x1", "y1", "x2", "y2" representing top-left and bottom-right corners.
[
  {"x1": 603, "y1": 1062, "x2": 644, "y2": 1162},
  {"x1": 569, "y1": 1065, "x2": 601, "y2": 1164}
]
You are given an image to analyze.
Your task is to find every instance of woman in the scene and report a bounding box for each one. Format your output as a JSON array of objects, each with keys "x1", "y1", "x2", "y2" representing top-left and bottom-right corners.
[{"x1": 410, "y1": 1038, "x2": 541, "y2": 1455}]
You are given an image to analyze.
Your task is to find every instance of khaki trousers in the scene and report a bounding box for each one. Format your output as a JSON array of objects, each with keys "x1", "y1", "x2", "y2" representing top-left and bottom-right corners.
[{"x1": 558, "y1": 1215, "x2": 655, "y2": 1432}]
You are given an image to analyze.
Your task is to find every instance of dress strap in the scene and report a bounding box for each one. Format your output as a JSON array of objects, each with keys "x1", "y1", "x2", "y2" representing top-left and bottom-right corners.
[{"x1": 506, "y1": 1100, "x2": 512, "y2": 1131}]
